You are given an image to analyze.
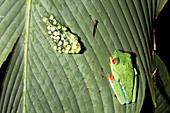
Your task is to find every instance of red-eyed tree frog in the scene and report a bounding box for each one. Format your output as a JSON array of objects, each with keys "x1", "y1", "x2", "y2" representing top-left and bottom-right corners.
[{"x1": 107, "y1": 50, "x2": 138, "y2": 104}]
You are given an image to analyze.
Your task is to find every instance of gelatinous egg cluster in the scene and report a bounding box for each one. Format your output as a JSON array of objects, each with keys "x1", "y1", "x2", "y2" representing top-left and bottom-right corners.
[{"x1": 42, "y1": 14, "x2": 81, "y2": 54}]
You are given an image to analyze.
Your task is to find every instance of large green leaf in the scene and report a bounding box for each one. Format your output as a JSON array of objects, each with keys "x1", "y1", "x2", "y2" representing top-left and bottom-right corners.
[
  {"x1": 152, "y1": 53, "x2": 170, "y2": 113},
  {"x1": 0, "y1": 0, "x2": 25, "y2": 67},
  {"x1": 0, "y1": 0, "x2": 168, "y2": 113}
]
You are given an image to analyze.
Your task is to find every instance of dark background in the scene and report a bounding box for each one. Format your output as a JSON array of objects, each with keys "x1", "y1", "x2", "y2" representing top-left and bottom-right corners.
[
  {"x1": 156, "y1": 1, "x2": 170, "y2": 71},
  {"x1": 142, "y1": 1, "x2": 170, "y2": 112}
]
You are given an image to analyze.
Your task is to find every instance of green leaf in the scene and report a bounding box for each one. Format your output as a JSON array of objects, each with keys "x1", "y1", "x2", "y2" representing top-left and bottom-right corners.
[
  {"x1": 0, "y1": 0, "x2": 168, "y2": 113},
  {"x1": 0, "y1": 34, "x2": 24, "y2": 113},
  {"x1": 0, "y1": 0, "x2": 25, "y2": 67},
  {"x1": 152, "y1": 53, "x2": 170, "y2": 113},
  {"x1": 155, "y1": 0, "x2": 168, "y2": 18}
]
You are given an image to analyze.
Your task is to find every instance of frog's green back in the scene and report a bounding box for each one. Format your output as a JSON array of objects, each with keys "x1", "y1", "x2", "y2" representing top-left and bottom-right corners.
[{"x1": 113, "y1": 50, "x2": 135, "y2": 103}]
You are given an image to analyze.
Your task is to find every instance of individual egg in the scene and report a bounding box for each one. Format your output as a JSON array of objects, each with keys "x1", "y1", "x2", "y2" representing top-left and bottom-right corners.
[
  {"x1": 58, "y1": 41, "x2": 63, "y2": 46},
  {"x1": 62, "y1": 27, "x2": 67, "y2": 31},
  {"x1": 43, "y1": 17, "x2": 48, "y2": 23},
  {"x1": 72, "y1": 45, "x2": 77, "y2": 49},
  {"x1": 48, "y1": 31, "x2": 52, "y2": 34},
  {"x1": 53, "y1": 20, "x2": 57, "y2": 25},
  {"x1": 53, "y1": 46, "x2": 57, "y2": 50},
  {"x1": 49, "y1": 15, "x2": 54, "y2": 20},
  {"x1": 57, "y1": 25, "x2": 61, "y2": 30},
  {"x1": 50, "y1": 26, "x2": 56, "y2": 32},
  {"x1": 47, "y1": 25, "x2": 51, "y2": 30},
  {"x1": 53, "y1": 31, "x2": 60, "y2": 36}
]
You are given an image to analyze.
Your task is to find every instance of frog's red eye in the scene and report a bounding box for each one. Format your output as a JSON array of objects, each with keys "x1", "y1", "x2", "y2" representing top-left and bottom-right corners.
[{"x1": 112, "y1": 58, "x2": 117, "y2": 64}]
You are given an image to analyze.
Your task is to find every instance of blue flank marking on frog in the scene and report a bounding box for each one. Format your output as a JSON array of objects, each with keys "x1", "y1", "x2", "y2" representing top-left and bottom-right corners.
[
  {"x1": 111, "y1": 79, "x2": 127, "y2": 104},
  {"x1": 119, "y1": 81, "x2": 127, "y2": 103}
]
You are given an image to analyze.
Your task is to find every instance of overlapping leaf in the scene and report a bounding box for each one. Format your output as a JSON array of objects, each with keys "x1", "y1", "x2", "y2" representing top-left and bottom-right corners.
[{"x1": 152, "y1": 53, "x2": 170, "y2": 113}]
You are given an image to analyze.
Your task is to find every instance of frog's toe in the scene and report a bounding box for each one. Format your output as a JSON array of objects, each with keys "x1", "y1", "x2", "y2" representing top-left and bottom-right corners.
[{"x1": 134, "y1": 68, "x2": 138, "y2": 75}]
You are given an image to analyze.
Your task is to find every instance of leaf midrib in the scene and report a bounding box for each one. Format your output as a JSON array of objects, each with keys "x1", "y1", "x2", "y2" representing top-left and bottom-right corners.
[{"x1": 23, "y1": 0, "x2": 32, "y2": 112}]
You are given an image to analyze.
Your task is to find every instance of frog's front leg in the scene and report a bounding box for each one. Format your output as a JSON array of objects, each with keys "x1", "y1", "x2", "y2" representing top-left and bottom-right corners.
[{"x1": 132, "y1": 69, "x2": 138, "y2": 103}]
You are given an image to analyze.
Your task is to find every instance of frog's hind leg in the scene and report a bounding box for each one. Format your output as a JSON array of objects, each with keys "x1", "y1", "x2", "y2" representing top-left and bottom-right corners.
[
  {"x1": 134, "y1": 68, "x2": 137, "y2": 76},
  {"x1": 132, "y1": 73, "x2": 137, "y2": 103}
]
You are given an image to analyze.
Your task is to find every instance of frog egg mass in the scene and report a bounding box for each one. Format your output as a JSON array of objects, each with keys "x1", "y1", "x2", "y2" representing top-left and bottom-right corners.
[{"x1": 42, "y1": 14, "x2": 81, "y2": 54}]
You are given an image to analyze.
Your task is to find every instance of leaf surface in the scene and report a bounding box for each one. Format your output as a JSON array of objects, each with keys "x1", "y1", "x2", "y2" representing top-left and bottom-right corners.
[{"x1": 0, "y1": 0, "x2": 168, "y2": 113}]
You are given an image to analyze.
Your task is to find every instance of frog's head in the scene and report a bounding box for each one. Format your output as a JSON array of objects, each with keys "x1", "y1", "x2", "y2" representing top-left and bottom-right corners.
[
  {"x1": 109, "y1": 55, "x2": 120, "y2": 81},
  {"x1": 110, "y1": 50, "x2": 131, "y2": 81}
]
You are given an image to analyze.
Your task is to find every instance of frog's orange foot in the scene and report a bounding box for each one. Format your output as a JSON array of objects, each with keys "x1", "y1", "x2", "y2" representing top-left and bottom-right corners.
[
  {"x1": 107, "y1": 72, "x2": 114, "y2": 80},
  {"x1": 107, "y1": 73, "x2": 111, "y2": 78},
  {"x1": 111, "y1": 72, "x2": 114, "y2": 80}
]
